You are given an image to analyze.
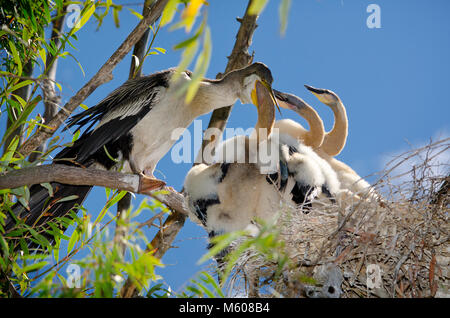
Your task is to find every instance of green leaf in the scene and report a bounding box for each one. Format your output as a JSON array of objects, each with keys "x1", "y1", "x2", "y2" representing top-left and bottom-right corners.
[
  {"x1": 113, "y1": 7, "x2": 120, "y2": 28},
  {"x1": 103, "y1": 145, "x2": 119, "y2": 163},
  {"x1": 200, "y1": 272, "x2": 224, "y2": 297},
  {"x1": 171, "y1": 38, "x2": 199, "y2": 88},
  {"x1": 249, "y1": 0, "x2": 269, "y2": 15},
  {"x1": 19, "y1": 238, "x2": 29, "y2": 255},
  {"x1": 128, "y1": 8, "x2": 143, "y2": 20},
  {"x1": 198, "y1": 230, "x2": 246, "y2": 264},
  {"x1": 154, "y1": 47, "x2": 166, "y2": 54},
  {"x1": 39, "y1": 48, "x2": 47, "y2": 66},
  {"x1": 105, "y1": 187, "x2": 111, "y2": 199},
  {"x1": 173, "y1": 32, "x2": 201, "y2": 50},
  {"x1": 195, "y1": 279, "x2": 215, "y2": 298},
  {"x1": 2, "y1": 95, "x2": 42, "y2": 147},
  {"x1": 42, "y1": 0, "x2": 51, "y2": 24},
  {"x1": 173, "y1": 18, "x2": 205, "y2": 50},
  {"x1": 160, "y1": 0, "x2": 179, "y2": 26},
  {"x1": 72, "y1": 130, "x2": 81, "y2": 143},
  {"x1": 67, "y1": 52, "x2": 85, "y2": 77},
  {"x1": 0, "y1": 236, "x2": 9, "y2": 260},
  {"x1": 26, "y1": 226, "x2": 51, "y2": 249},
  {"x1": 8, "y1": 41, "x2": 22, "y2": 75},
  {"x1": 9, "y1": 80, "x2": 34, "y2": 94},
  {"x1": 40, "y1": 183, "x2": 54, "y2": 197},
  {"x1": 1, "y1": 135, "x2": 19, "y2": 164},
  {"x1": 55, "y1": 82, "x2": 62, "y2": 92},
  {"x1": 54, "y1": 195, "x2": 79, "y2": 204},
  {"x1": 18, "y1": 261, "x2": 48, "y2": 274},
  {"x1": 76, "y1": 2, "x2": 96, "y2": 31},
  {"x1": 93, "y1": 191, "x2": 128, "y2": 227},
  {"x1": 58, "y1": 51, "x2": 69, "y2": 58},
  {"x1": 67, "y1": 229, "x2": 79, "y2": 254},
  {"x1": 279, "y1": 0, "x2": 291, "y2": 36},
  {"x1": 10, "y1": 94, "x2": 27, "y2": 108},
  {"x1": 181, "y1": 0, "x2": 205, "y2": 32},
  {"x1": 185, "y1": 26, "x2": 212, "y2": 103}
]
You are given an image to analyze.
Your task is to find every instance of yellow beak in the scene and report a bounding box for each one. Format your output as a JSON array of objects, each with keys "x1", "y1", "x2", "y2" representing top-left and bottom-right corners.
[
  {"x1": 251, "y1": 80, "x2": 281, "y2": 114},
  {"x1": 304, "y1": 84, "x2": 331, "y2": 105}
]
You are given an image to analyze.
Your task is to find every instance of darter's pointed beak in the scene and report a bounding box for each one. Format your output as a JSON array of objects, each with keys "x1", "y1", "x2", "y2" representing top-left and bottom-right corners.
[
  {"x1": 254, "y1": 80, "x2": 277, "y2": 139},
  {"x1": 252, "y1": 80, "x2": 281, "y2": 115},
  {"x1": 273, "y1": 89, "x2": 309, "y2": 112},
  {"x1": 304, "y1": 84, "x2": 337, "y2": 105}
]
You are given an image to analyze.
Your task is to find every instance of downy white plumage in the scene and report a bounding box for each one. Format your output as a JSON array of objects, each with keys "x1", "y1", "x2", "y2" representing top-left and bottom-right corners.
[
  {"x1": 184, "y1": 82, "x2": 340, "y2": 241},
  {"x1": 274, "y1": 85, "x2": 380, "y2": 202}
]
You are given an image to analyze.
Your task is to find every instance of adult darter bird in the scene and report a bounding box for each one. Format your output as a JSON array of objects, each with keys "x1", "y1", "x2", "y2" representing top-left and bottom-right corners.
[{"x1": 5, "y1": 62, "x2": 278, "y2": 246}]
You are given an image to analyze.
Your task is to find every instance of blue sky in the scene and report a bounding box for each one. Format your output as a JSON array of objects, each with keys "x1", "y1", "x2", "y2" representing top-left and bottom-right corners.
[{"x1": 3, "y1": 0, "x2": 450, "y2": 294}]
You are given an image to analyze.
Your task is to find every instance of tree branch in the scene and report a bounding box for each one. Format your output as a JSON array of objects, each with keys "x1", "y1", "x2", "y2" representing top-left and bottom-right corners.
[
  {"x1": 29, "y1": 7, "x2": 66, "y2": 162},
  {"x1": 0, "y1": 164, "x2": 188, "y2": 216},
  {"x1": 18, "y1": 0, "x2": 168, "y2": 159},
  {"x1": 119, "y1": 0, "x2": 260, "y2": 298}
]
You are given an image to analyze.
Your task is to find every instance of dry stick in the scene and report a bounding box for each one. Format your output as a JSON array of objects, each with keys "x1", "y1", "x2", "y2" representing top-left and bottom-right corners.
[
  {"x1": 29, "y1": 8, "x2": 66, "y2": 163},
  {"x1": 119, "y1": 0, "x2": 260, "y2": 298},
  {"x1": 114, "y1": 0, "x2": 156, "y2": 258},
  {"x1": 18, "y1": 0, "x2": 169, "y2": 159}
]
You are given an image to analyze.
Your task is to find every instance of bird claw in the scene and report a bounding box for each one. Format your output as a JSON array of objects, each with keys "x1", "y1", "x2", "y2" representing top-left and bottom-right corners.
[
  {"x1": 165, "y1": 186, "x2": 176, "y2": 193},
  {"x1": 138, "y1": 175, "x2": 166, "y2": 193}
]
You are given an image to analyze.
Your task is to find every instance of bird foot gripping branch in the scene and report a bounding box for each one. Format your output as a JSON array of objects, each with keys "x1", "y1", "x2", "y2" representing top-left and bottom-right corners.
[{"x1": 138, "y1": 174, "x2": 166, "y2": 194}]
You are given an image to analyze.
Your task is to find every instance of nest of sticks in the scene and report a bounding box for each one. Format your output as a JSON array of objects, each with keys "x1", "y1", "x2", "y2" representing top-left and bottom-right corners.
[{"x1": 216, "y1": 138, "x2": 449, "y2": 298}]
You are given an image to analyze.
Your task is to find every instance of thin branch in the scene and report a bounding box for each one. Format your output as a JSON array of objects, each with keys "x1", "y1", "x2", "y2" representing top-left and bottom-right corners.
[
  {"x1": 18, "y1": 0, "x2": 169, "y2": 159},
  {"x1": 119, "y1": 0, "x2": 261, "y2": 298},
  {"x1": 29, "y1": 7, "x2": 66, "y2": 162}
]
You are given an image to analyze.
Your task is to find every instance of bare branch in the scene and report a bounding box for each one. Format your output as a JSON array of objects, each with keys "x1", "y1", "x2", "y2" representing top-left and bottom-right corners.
[
  {"x1": 0, "y1": 164, "x2": 138, "y2": 191},
  {"x1": 0, "y1": 164, "x2": 189, "y2": 216},
  {"x1": 18, "y1": 0, "x2": 169, "y2": 158},
  {"x1": 29, "y1": 8, "x2": 66, "y2": 162}
]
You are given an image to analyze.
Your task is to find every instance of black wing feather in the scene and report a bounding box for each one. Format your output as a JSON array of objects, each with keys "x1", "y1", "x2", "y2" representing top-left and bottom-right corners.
[
  {"x1": 55, "y1": 106, "x2": 148, "y2": 166},
  {"x1": 65, "y1": 70, "x2": 170, "y2": 132},
  {"x1": 56, "y1": 70, "x2": 171, "y2": 166}
]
